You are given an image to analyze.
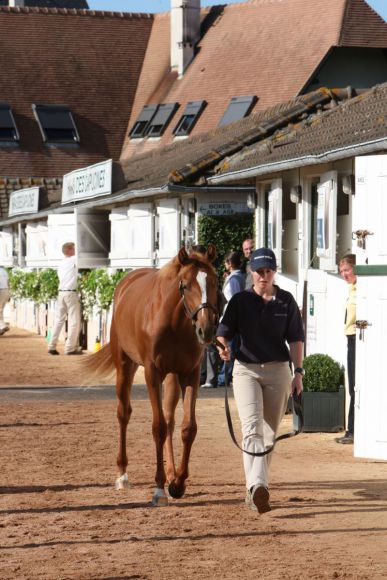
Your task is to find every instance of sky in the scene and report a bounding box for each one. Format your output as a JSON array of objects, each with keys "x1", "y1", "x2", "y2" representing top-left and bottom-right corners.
[{"x1": 87, "y1": 0, "x2": 387, "y2": 20}]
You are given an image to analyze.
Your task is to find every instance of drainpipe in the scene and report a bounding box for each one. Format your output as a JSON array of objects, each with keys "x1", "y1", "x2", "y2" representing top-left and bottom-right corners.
[{"x1": 171, "y1": 0, "x2": 201, "y2": 77}]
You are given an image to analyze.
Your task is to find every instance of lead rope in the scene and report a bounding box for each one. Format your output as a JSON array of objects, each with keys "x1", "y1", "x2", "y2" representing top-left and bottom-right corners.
[{"x1": 214, "y1": 339, "x2": 304, "y2": 457}]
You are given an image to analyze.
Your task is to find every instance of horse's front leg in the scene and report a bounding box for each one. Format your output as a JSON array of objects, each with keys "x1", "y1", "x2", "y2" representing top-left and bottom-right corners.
[
  {"x1": 168, "y1": 368, "x2": 199, "y2": 500},
  {"x1": 163, "y1": 373, "x2": 181, "y2": 484},
  {"x1": 115, "y1": 355, "x2": 138, "y2": 491},
  {"x1": 145, "y1": 365, "x2": 169, "y2": 507}
]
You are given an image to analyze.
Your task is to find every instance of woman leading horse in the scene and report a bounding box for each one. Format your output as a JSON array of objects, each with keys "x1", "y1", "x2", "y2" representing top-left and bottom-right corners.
[{"x1": 85, "y1": 245, "x2": 218, "y2": 506}]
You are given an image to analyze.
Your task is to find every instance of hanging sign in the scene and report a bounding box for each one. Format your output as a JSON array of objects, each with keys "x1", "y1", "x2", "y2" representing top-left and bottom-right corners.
[
  {"x1": 198, "y1": 202, "x2": 252, "y2": 216},
  {"x1": 62, "y1": 159, "x2": 112, "y2": 204},
  {"x1": 9, "y1": 187, "x2": 39, "y2": 216}
]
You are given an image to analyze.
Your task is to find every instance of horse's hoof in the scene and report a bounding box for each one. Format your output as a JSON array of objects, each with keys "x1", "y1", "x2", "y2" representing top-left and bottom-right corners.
[
  {"x1": 115, "y1": 473, "x2": 129, "y2": 490},
  {"x1": 151, "y1": 488, "x2": 169, "y2": 507},
  {"x1": 168, "y1": 481, "x2": 186, "y2": 499}
]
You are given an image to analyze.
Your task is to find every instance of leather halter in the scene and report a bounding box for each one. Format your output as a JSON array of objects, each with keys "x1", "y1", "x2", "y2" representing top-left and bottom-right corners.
[{"x1": 179, "y1": 280, "x2": 219, "y2": 324}]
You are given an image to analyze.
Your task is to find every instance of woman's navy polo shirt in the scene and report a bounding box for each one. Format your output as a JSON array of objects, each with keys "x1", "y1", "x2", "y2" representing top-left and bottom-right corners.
[{"x1": 216, "y1": 286, "x2": 305, "y2": 364}]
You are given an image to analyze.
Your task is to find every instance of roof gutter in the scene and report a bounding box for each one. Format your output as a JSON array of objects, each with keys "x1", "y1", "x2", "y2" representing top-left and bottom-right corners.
[
  {"x1": 207, "y1": 137, "x2": 387, "y2": 184},
  {"x1": 0, "y1": 186, "x2": 168, "y2": 227},
  {"x1": 0, "y1": 182, "x2": 255, "y2": 228},
  {"x1": 167, "y1": 183, "x2": 255, "y2": 194}
]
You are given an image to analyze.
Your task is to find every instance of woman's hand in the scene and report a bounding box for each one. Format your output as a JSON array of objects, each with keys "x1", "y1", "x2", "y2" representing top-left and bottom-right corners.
[
  {"x1": 216, "y1": 337, "x2": 231, "y2": 361},
  {"x1": 291, "y1": 372, "x2": 303, "y2": 395}
]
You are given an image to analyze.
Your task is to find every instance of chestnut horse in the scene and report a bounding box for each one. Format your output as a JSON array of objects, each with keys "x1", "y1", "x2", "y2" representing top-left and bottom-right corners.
[{"x1": 85, "y1": 245, "x2": 219, "y2": 506}]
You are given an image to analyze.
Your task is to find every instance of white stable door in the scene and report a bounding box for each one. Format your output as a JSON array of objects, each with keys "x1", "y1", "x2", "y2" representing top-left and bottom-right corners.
[{"x1": 354, "y1": 155, "x2": 387, "y2": 460}]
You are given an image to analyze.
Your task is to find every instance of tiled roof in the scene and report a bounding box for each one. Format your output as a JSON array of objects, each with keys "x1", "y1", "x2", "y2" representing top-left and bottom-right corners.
[
  {"x1": 120, "y1": 83, "x2": 387, "y2": 191},
  {"x1": 120, "y1": 88, "x2": 352, "y2": 190},
  {"x1": 211, "y1": 82, "x2": 387, "y2": 179},
  {"x1": 0, "y1": 1, "x2": 89, "y2": 6},
  {"x1": 0, "y1": 7, "x2": 153, "y2": 182},
  {"x1": 121, "y1": 0, "x2": 387, "y2": 163}
]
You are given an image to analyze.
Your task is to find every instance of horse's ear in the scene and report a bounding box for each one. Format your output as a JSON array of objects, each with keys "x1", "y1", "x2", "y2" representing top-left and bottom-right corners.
[
  {"x1": 206, "y1": 244, "x2": 217, "y2": 263},
  {"x1": 178, "y1": 246, "x2": 190, "y2": 266}
]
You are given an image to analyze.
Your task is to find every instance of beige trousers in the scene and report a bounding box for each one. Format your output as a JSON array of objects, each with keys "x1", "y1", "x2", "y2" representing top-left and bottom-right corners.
[
  {"x1": 48, "y1": 291, "x2": 81, "y2": 354},
  {"x1": 0, "y1": 288, "x2": 10, "y2": 331},
  {"x1": 232, "y1": 359, "x2": 292, "y2": 490}
]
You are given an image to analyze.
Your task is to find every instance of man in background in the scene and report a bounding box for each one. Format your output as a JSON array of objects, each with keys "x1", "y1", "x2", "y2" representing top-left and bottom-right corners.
[
  {"x1": 0, "y1": 266, "x2": 10, "y2": 335},
  {"x1": 48, "y1": 242, "x2": 82, "y2": 355},
  {"x1": 242, "y1": 238, "x2": 254, "y2": 289}
]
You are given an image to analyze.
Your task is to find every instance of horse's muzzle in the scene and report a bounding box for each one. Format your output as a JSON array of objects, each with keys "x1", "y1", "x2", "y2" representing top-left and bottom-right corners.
[{"x1": 196, "y1": 324, "x2": 215, "y2": 345}]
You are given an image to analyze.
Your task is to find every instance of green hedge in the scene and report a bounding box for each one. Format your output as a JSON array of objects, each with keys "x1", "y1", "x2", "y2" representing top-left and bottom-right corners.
[
  {"x1": 9, "y1": 268, "x2": 59, "y2": 304},
  {"x1": 79, "y1": 269, "x2": 128, "y2": 319},
  {"x1": 198, "y1": 213, "x2": 254, "y2": 279},
  {"x1": 8, "y1": 267, "x2": 129, "y2": 317}
]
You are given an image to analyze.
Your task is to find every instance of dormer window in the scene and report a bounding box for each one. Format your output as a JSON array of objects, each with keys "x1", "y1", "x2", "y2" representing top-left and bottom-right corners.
[
  {"x1": 173, "y1": 100, "x2": 206, "y2": 136},
  {"x1": 146, "y1": 103, "x2": 179, "y2": 137},
  {"x1": 129, "y1": 104, "x2": 158, "y2": 139},
  {"x1": 0, "y1": 103, "x2": 19, "y2": 142},
  {"x1": 218, "y1": 95, "x2": 258, "y2": 127},
  {"x1": 32, "y1": 104, "x2": 80, "y2": 143}
]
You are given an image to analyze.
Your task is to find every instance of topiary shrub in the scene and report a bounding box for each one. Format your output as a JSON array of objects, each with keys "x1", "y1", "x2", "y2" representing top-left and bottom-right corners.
[{"x1": 303, "y1": 353, "x2": 344, "y2": 393}]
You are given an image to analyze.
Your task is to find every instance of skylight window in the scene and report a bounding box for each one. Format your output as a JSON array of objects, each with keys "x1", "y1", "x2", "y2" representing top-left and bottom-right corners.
[
  {"x1": 173, "y1": 100, "x2": 207, "y2": 137},
  {"x1": 0, "y1": 103, "x2": 19, "y2": 142},
  {"x1": 129, "y1": 104, "x2": 158, "y2": 139},
  {"x1": 147, "y1": 103, "x2": 179, "y2": 137},
  {"x1": 218, "y1": 95, "x2": 258, "y2": 127},
  {"x1": 32, "y1": 104, "x2": 80, "y2": 143}
]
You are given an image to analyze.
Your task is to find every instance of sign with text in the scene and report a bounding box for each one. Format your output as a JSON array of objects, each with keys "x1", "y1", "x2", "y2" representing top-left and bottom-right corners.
[
  {"x1": 198, "y1": 202, "x2": 252, "y2": 216},
  {"x1": 62, "y1": 159, "x2": 112, "y2": 204},
  {"x1": 9, "y1": 187, "x2": 39, "y2": 216}
]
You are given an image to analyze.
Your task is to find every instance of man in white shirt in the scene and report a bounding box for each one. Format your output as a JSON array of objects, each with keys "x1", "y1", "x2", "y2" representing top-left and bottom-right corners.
[
  {"x1": 48, "y1": 242, "x2": 82, "y2": 355},
  {"x1": 0, "y1": 266, "x2": 10, "y2": 335}
]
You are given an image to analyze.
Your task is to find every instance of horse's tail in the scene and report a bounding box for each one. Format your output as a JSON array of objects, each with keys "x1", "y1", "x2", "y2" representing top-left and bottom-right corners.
[{"x1": 82, "y1": 343, "x2": 115, "y2": 382}]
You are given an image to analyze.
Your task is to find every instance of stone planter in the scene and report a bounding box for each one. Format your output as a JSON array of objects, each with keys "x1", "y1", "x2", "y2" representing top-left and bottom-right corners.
[{"x1": 293, "y1": 386, "x2": 345, "y2": 432}]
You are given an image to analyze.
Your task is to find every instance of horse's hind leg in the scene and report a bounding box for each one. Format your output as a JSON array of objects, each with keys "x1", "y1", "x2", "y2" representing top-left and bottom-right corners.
[
  {"x1": 115, "y1": 353, "x2": 138, "y2": 491},
  {"x1": 163, "y1": 373, "x2": 181, "y2": 484},
  {"x1": 168, "y1": 369, "x2": 199, "y2": 500}
]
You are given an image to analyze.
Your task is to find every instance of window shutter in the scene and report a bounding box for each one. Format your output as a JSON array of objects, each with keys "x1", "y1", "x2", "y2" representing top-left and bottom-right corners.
[
  {"x1": 267, "y1": 179, "x2": 282, "y2": 271},
  {"x1": 129, "y1": 104, "x2": 158, "y2": 138},
  {"x1": 218, "y1": 95, "x2": 257, "y2": 127},
  {"x1": 316, "y1": 171, "x2": 338, "y2": 271},
  {"x1": 156, "y1": 199, "x2": 179, "y2": 262},
  {"x1": 147, "y1": 103, "x2": 179, "y2": 137}
]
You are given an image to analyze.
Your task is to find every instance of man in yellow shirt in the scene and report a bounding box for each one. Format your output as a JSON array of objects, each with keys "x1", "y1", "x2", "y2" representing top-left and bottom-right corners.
[{"x1": 336, "y1": 254, "x2": 356, "y2": 445}]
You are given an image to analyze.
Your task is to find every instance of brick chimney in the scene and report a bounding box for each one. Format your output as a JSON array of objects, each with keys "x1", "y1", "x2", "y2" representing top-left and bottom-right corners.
[{"x1": 171, "y1": 0, "x2": 201, "y2": 78}]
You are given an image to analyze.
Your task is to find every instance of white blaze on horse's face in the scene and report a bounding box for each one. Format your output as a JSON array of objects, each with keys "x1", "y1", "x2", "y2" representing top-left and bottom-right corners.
[{"x1": 196, "y1": 270, "x2": 208, "y2": 303}]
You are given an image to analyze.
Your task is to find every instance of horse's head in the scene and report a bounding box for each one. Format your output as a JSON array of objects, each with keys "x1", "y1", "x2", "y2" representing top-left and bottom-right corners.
[{"x1": 177, "y1": 245, "x2": 219, "y2": 344}]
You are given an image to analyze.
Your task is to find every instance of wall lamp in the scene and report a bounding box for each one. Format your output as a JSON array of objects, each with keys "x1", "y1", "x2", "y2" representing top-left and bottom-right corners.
[
  {"x1": 187, "y1": 198, "x2": 197, "y2": 213},
  {"x1": 342, "y1": 174, "x2": 355, "y2": 195},
  {"x1": 290, "y1": 185, "x2": 302, "y2": 204},
  {"x1": 246, "y1": 192, "x2": 257, "y2": 209}
]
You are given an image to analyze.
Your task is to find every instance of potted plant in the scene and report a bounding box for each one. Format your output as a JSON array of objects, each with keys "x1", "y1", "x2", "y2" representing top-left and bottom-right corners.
[{"x1": 294, "y1": 353, "x2": 346, "y2": 432}]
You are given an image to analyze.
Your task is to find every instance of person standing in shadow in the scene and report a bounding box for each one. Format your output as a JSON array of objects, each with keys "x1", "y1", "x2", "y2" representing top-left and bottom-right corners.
[
  {"x1": 242, "y1": 238, "x2": 254, "y2": 289},
  {"x1": 217, "y1": 251, "x2": 245, "y2": 386}
]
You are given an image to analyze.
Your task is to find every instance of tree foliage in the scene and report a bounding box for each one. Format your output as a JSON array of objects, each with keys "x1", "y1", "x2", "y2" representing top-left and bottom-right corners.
[{"x1": 198, "y1": 213, "x2": 254, "y2": 279}]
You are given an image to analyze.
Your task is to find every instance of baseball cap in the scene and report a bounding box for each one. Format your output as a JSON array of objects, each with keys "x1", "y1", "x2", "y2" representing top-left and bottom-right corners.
[{"x1": 250, "y1": 248, "x2": 277, "y2": 271}]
